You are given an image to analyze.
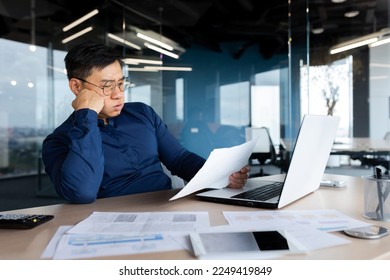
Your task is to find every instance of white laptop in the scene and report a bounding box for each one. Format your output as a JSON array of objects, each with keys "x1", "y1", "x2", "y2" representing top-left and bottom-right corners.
[{"x1": 196, "y1": 114, "x2": 340, "y2": 209}]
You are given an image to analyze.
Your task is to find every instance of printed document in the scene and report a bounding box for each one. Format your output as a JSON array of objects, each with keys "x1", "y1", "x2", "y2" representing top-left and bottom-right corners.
[
  {"x1": 170, "y1": 138, "x2": 258, "y2": 200},
  {"x1": 223, "y1": 209, "x2": 371, "y2": 232},
  {"x1": 42, "y1": 211, "x2": 210, "y2": 259},
  {"x1": 67, "y1": 211, "x2": 210, "y2": 235}
]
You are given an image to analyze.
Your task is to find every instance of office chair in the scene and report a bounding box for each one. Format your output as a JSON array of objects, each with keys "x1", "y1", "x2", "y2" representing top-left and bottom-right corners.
[
  {"x1": 181, "y1": 119, "x2": 215, "y2": 158},
  {"x1": 161, "y1": 163, "x2": 185, "y2": 189},
  {"x1": 214, "y1": 125, "x2": 245, "y2": 148},
  {"x1": 245, "y1": 127, "x2": 277, "y2": 177}
]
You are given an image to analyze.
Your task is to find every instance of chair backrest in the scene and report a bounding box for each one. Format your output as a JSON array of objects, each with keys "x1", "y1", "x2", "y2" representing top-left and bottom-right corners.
[
  {"x1": 181, "y1": 120, "x2": 214, "y2": 158},
  {"x1": 245, "y1": 127, "x2": 272, "y2": 152},
  {"x1": 245, "y1": 126, "x2": 276, "y2": 163},
  {"x1": 161, "y1": 163, "x2": 185, "y2": 189}
]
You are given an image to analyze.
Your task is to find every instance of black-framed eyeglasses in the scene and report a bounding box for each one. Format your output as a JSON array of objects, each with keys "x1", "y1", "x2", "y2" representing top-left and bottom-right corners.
[{"x1": 75, "y1": 77, "x2": 131, "y2": 96}]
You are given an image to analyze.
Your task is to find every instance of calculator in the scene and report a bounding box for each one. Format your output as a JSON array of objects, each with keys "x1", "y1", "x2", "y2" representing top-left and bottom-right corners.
[{"x1": 0, "y1": 214, "x2": 54, "y2": 229}]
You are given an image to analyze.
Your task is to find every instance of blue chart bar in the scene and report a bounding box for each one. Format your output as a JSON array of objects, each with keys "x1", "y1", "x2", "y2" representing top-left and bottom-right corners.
[{"x1": 68, "y1": 234, "x2": 164, "y2": 246}]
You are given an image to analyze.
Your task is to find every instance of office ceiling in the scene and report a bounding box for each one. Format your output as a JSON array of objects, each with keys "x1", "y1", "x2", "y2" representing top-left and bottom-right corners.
[{"x1": 0, "y1": 0, "x2": 389, "y2": 59}]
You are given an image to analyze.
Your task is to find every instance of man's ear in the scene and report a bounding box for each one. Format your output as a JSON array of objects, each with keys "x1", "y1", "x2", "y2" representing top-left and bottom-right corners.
[{"x1": 69, "y1": 78, "x2": 81, "y2": 95}]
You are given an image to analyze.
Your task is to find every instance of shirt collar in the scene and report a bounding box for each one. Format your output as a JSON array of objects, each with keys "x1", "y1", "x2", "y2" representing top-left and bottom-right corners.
[{"x1": 98, "y1": 118, "x2": 114, "y2": 127}]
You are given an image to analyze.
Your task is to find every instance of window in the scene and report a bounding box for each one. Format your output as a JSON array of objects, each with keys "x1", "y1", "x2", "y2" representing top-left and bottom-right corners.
[
  {"x1": 300, "y1": 57, "x2": 353, "y2": 138},
  {"x1": 219, "y1": 81, "x2": 250, "y2": 126}
]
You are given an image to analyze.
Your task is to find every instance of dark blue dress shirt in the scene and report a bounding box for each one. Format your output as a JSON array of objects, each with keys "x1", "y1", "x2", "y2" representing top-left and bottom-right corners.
[{"x1": 42, "y1": 102, "x2": 206, "y2": 203}]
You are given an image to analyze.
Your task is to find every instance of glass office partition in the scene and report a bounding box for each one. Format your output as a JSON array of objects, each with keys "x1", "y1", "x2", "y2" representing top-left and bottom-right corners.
[
  {"x1": 0, "y1": 40, "x2": 49, "y2": 177},
  {"x1": 287, "y1": 0, "x2": 310, "y2": 140},
  {"x1": 52, "y1": 49, "x2": 73, "y2": 128},
  {"x1": 300, "y1": 57, "x2": 353, "y2": 137},
  {"x1": 252, "y1": 70, "x2": 282, "y2": 146},
  {"x1": 305, "y1": 0, "x2": 390, "y2": 170},
  {"x1": 369, "y1": 42, "x2": 390, "y2": 139},
  {"x1": 0, "y1": 0, "x2": 389, "y2": 182},
  {"x1": 0, "y1": 2, "x2": 291, "y2": 180}
]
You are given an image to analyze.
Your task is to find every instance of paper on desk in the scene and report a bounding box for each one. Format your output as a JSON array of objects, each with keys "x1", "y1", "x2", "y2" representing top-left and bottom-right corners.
[
  {"x1": 41, "y1": 225, "x2": 73, "y2": 259},
  {"x1": 52, "y1": 232, "x2": 185, "y2": 260},
  {"x1": 67, "y1": 211, "x2": 210, "y2": 235},
  {"x1": 42, "y1": 211, "x2": 209, "y2": 259},
  {"x1": 223, "y1": 209, "x2": 371, "y2": 232},
  {"x1": 42, "y1": 226, "x2": 179, "y2": 260},
  {"x1": 170, "y1": 138, "x2": 258, "y2": 201}
]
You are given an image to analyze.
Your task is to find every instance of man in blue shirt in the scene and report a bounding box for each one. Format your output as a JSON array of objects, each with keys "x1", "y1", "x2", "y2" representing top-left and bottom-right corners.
[{"x1": 42, "y1": 42, "x2": 250, "y2": 204}]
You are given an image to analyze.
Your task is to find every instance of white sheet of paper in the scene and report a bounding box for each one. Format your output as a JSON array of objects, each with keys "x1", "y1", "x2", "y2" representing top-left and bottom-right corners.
[
  {"x1": 42, "y1": 212, "x2": 209, "y2": 259},
  {"x1": 67, "y1": 211, "x2": 210, "y2": 235},
  {"x1": 170, "y1": 138, "x2": 258, "y2": 201},
  {"x1": 41, "y1": 225, "x2": 73, "y2": 259},
  {"x1": 51, "y1": 232, "x2": 184, "y2": 260},
  {"x1": 223, "y1": 209, "x2": 371, "y2": 232}
]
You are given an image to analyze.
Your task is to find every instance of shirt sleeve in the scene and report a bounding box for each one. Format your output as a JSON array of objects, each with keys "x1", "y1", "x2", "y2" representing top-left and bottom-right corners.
[{"x1": 42, "y1": 109, "x2": 104, "y2": 203}]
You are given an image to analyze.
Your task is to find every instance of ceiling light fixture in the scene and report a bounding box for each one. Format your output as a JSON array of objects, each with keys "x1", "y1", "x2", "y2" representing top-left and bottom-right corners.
[
  {"x1": 369, "y1": 37, "x2": 390, "y2": 48},
  {"x1": 123, "y1": 58, "x2": 163, "y2": 65},
  {"x1": 123, "y1": 60, "x2": 138, "y2": 65},
  {"x1": 144, "y1": 66, "x2": 192, "y2": 71},
  {"x1": 136, "y1": 32, "x2": 174, "y2": 51},
  {"x1": 330, "y1": 37, "x2": 377, "y2": 54},
  {"x1": 311, "y1": 24, "x2": 324, "y2": 34},
  {"x1": 63, "y1": 9, "x2": 99, "y2": 32},
  {"x1": 107, "y1": 33, "x2": 141, "y2": 50},
  {"x1": 62, "y1": 26, "x2": 93, "y2": 44},
  {"x1": 144, "y1": 43, "x2": 179, "y2": 59},
  {"x1": 330, "y1": 28, "x2": 390, "y2": 54},
  {"x1": 344, "y1": 9, "x2": 360, "y2": 18},
  {"x1": 127, "y1": 67, "x2": 159, "y2": 72}
]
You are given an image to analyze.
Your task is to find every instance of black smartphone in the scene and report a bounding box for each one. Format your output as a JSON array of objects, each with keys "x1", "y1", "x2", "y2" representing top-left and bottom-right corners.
[{"x1": 190, "y1": 230, "x2": 299, "y2": 259}]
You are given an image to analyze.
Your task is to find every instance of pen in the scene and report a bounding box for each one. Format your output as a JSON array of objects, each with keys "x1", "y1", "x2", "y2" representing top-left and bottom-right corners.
[{"x1": 375, "y1": 166, "x2": 384, "y2": 220}]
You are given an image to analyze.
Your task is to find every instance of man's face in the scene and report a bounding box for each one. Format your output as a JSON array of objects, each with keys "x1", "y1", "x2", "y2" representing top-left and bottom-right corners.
[{"x1": 86, "y1": 61, "x2": 125, "y2": 120}]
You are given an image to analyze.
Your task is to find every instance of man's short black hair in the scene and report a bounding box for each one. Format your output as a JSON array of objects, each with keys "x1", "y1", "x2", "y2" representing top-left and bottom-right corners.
[{"x1": 64, "y1": 42, "x2": 123, "y2": 80}]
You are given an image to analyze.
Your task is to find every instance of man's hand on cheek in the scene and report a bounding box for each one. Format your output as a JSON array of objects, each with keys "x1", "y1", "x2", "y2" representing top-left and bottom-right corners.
[{"x1": 72, "y1": 89, "x2": 105, "y2": 113}]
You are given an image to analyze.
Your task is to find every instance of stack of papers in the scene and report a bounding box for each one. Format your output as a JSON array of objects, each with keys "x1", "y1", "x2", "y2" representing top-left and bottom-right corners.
[
  {"x1": 41, "y1": 209, "x2": 370, "y2": 260},
  {"x1": 42, "y1": 211, "x2": 209, "y2": 259}
]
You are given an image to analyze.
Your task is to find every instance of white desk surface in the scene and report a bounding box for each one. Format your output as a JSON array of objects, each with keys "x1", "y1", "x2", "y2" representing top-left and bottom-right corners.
[
  {"x1": 281, "y1": 137, "x2": 390, "y2": 153},
  {"x1": 0, "y1": 173, "x2": 389, "y2": 260},
  {"x1": 332, "y1": 137, "x2": 390, "y2": 153}
]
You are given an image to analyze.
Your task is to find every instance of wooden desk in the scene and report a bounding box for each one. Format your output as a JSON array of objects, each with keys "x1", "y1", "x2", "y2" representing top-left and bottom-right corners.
[{"x1": 1, "y1": 174, "x2": 389, "y2": 260}]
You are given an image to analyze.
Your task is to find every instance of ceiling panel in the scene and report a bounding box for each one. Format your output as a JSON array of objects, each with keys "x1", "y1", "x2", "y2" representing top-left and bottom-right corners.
[{"x1": 0, "y1": 0, "x2": 388, "y2": 59}]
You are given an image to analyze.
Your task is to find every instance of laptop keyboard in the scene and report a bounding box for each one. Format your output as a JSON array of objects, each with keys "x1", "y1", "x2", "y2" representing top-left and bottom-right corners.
[{"x1": 232, "y1": 182, "x2": 284, "y2": 201}]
